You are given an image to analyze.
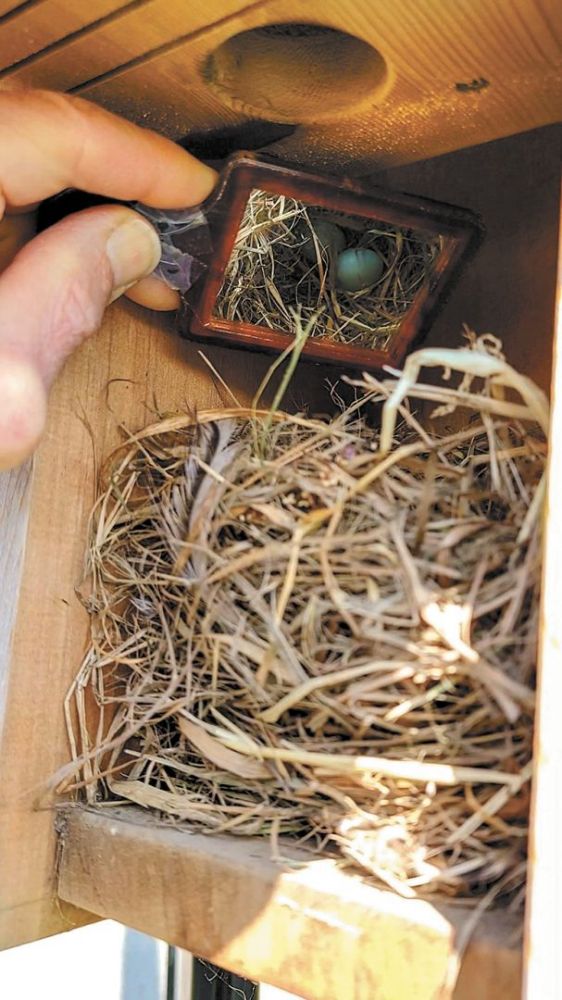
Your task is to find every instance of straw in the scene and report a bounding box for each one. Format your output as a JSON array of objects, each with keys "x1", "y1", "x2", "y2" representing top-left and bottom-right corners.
[
  {"x1": 215, "y1": 189, "x2": 441, "y2": 350},
  {"x1": 65, "y1": 328, "x2": 545, "y2": 907}
]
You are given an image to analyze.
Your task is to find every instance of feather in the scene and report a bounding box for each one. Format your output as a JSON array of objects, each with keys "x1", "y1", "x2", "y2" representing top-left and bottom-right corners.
[{"x1": 174, "y1": 419, "x2": 242, "y2": 577}]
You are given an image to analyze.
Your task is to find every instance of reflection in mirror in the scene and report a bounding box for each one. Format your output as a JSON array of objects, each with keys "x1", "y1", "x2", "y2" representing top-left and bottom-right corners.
[{"x1": 215, "y1": 189, "x2": 442, "y2": 350}]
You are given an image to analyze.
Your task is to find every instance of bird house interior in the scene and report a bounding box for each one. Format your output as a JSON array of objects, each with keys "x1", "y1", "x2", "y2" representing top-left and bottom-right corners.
[{"x1": 0, "y1": 3, "x2": 561, "y2": 999}]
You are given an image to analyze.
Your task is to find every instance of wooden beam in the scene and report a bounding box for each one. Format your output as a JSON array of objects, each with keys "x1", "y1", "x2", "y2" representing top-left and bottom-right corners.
[{"x1": 57, "y1": 805, "x2": 522, "y2": 1000}]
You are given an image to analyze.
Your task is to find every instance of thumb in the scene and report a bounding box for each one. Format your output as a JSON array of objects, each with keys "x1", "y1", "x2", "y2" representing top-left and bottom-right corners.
[{"x1": 0, "y1": 205, "x2": 161, "y2": 470}]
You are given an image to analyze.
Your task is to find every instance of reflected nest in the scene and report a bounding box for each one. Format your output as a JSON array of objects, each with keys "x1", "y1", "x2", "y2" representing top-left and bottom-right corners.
[
  {"x1": 65, "y1": 332, "x2": 547, "y2": 909},
  {"x1": 214, "y1": 189, "x2": 441, "y2": 350}
]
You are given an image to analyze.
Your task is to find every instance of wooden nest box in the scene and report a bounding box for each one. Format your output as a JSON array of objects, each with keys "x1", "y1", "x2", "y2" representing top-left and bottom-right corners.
[{"x1": 0, "y1": 3, "x2": 561, "y2": 999}]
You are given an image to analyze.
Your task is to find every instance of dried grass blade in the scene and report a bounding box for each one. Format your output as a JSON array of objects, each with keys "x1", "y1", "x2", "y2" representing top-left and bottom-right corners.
[{"x1": 178, "y1": 717, "x2": 271, "y2": 780}]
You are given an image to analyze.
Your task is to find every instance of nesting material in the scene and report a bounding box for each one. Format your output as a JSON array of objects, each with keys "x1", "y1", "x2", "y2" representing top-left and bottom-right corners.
[
  {"x1": 67, "y1": 333, "x2": 547, "y2": 907},
  {"x1": 214, "y1": 188, "x2": 441, "y2": 350}
]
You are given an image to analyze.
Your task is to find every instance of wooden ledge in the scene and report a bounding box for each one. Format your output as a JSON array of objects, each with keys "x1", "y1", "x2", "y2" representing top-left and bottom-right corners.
[{"x1": 57, "y1": 805, "x2": 522, "y2": 999}]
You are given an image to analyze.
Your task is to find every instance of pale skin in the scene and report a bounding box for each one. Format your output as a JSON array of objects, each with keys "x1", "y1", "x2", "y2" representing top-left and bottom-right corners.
[{"x1": 0, "y1": 89, "x2": 218, "y2": 471}]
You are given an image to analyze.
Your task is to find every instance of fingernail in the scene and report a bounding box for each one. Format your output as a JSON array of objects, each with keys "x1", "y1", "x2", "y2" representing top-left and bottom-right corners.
[{"x1": 106, "y1": 215, "x2": 161, "y2": 302}]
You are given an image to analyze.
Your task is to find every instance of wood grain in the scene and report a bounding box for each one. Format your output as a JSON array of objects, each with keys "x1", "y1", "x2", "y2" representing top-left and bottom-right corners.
[
  {"x1": 523, "y1": 196, "x2": 562, "y2": 1000},
  {"x1": 0, "y1": 0, "x2": 25, "y2": 17},
  {"x1": 73, "y1": 0, "x2": 562, "y2": 170},
  {"x1": 0, "y1": 0, "x2": 558, "y2": 169},
  {"x1": 0, "y1": 463, "x2": 31, "y2": 739},
  {"x1": 0, "y1": 1, "x2": 32, "y2": 18},
  {"x1": 0, "y1": 300, "x2": 329, "y2": 951},
  {"x1": 0, "y1": 0, "x2": 264, "y2": 90},
  {"x1": 366, "y1": 124, "x2": 562, "y2": 394},
  {"x1": 0, "y1": 0, "x2": 129, "y2": 69},
  {"x1": 58, "y1": 806, "x2": 523, "y2": 1000}
]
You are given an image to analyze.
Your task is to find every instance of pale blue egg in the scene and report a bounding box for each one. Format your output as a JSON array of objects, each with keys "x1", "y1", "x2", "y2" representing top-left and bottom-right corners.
[
  {"x1": 302, "y1": 220, "x2": 346, "y2": 263},
  {"x1": 336, "y1": 248, "x2": 384, "y2": 292}
]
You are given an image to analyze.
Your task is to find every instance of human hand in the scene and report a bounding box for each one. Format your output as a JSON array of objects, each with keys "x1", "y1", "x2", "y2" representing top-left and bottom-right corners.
[{"x1": 0, "y1": 89, "x2": 218, "y2": 470}]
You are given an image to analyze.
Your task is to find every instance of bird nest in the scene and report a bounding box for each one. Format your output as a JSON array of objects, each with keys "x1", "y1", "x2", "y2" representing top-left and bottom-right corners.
[
  {"x1": 65, "y1": 332, "x2": 547, "y2": 908},
  {"x1": 214, "y1": 188, "x2": 441, "y2": 350}
]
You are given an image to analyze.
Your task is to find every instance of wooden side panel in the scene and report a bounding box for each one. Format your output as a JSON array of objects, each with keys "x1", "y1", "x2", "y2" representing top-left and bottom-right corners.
[
  {"x1": 58, "y1": 806, "x2": 522, "y2": 1000},
  {"x1": 0, "y1": 463, "x2": 31, "y2": 738},
  {"x1": 523, "y1": 197, "x2": 562, "y2": 1000},
  {"x1": 0, "y1": 0, "x2": 263, "y2": 91},
  {"x1": 75, "y1": 0, "x2": 562, "y2": 170},
  {"x1": 0, "y1": 301, "x2": 329, "y2": 952},
  {"x1": 0, "y1": 0, "x2": 129, "y2": 68},
  {"x1": 366, "y1": 124, "x2": 562, "y2": 394}
]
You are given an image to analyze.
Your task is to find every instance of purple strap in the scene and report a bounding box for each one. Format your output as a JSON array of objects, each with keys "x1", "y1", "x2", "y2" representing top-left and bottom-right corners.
[{"x1": 133, "y1": 203, "x2": 211, "y2": 293}]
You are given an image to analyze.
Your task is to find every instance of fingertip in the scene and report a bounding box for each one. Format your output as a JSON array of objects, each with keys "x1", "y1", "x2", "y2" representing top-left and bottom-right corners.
[
  {"x1": 0, "y1": 357, "x2": 47, "y2": 470},
  {"x1": 124, "y1": 275, "x2": 181, "y2": 311}
]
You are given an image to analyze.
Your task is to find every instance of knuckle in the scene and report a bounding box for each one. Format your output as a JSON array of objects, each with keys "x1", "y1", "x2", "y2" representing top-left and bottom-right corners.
[{"x1": 48, "y1": 277, "x2": 104, "y2": 356}]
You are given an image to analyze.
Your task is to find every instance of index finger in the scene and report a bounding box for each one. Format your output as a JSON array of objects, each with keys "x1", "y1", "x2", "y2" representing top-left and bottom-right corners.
[{"x1": 0, "y1": 89, "x2": 218, "y2": 214}]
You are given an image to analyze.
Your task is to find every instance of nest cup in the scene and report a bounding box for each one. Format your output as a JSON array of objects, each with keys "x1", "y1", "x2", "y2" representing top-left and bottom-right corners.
[
  {"x1": 187, "y1": 152, "x2": 483, "y2": 372},
  {"x1": 215, "y1": 190, "x2": 442, "y2": 351},
  {"x1": 66, "y1": 332, "x2": 547, "y2": 910}
]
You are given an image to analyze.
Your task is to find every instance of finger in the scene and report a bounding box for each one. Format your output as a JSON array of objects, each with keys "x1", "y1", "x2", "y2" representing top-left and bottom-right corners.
[
  {"x1": 0, "y1": 204, "x2": 160, "y2": 470},
  {"x1": 125, "y1": 276, "x2": 181, "y2": 311},
  {"x1": 0, "y1": 209, "x2": 180, "y2": 310},
  {"x1": 0, "y1": 89, "x2": 217, "y2": 214}
]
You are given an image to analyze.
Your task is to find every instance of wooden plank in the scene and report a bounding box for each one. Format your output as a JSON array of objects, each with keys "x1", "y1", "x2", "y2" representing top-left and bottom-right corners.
[
  {"x1": 523, "y1": 196, "x2": 562, "y2": 1000},
  {"x1": 76, "y1": 0, "x2": 562, "y2": 170},
  {"x1": 58, "y1": 805, "x2": 523, "y2": 1000},
  {"x1": 0, "y1": 299, "x2": 330, "y2": 952},
  {"x1": 0, "y1": 463, "x2": 31, "y2": 738},
  {"x1": 0, "y1": 1, "x2": 28, "y2": 17},
  {"x1": 365, "y1": 124, "x2": 562, "y2": 394},
  {"x1": 0, "y1": 0, "x2": 130, "y2": 69},
  {"x1": 0, "y1": 0, "x2": 262, "y2": 90}
]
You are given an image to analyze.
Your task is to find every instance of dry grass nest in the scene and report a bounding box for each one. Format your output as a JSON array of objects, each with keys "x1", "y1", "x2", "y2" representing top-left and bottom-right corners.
[
  {"x1": 65, "y1": 331, "x2": 548, "y2": 910},
  {"x1": 214, "y1": 189, "x2": 441, "y2": 350}
]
